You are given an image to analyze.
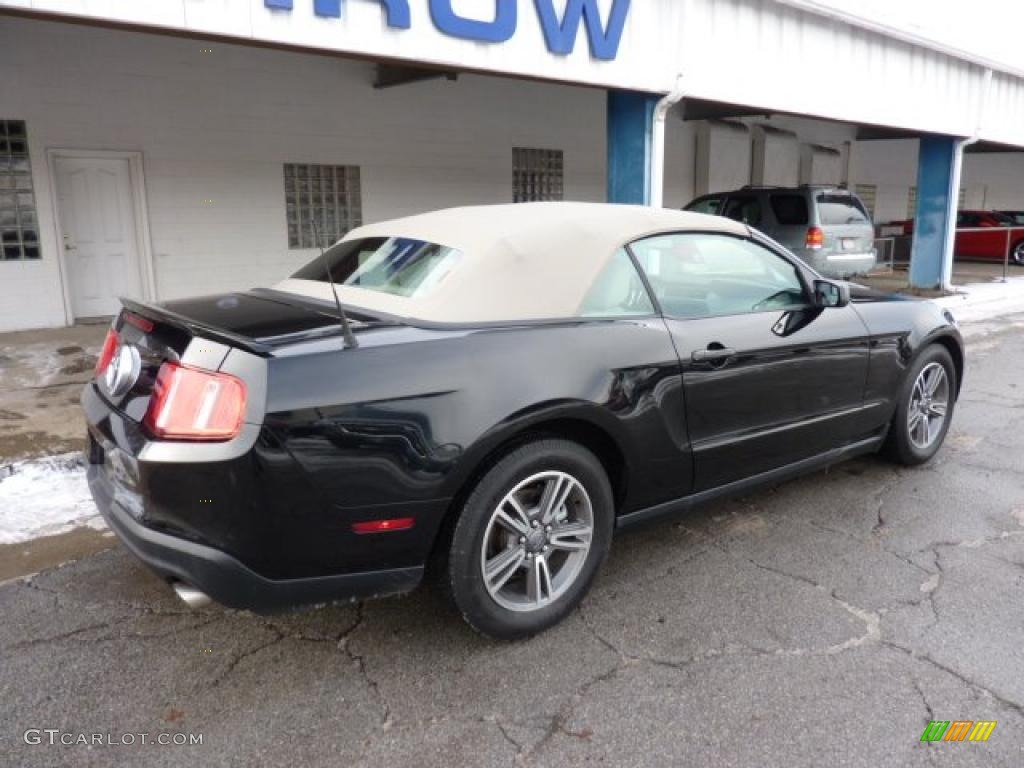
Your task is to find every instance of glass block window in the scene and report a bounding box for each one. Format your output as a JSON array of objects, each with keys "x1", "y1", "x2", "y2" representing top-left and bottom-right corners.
[
  {"x1": 513, "y1": 148, "x2": 564, "y2": 203},
  {"x1": 284, "y1": 164, "x2": 362, "y2": 249},
  {"x1": 0, "y1": 120, "x2": 39, "y2": 260}
]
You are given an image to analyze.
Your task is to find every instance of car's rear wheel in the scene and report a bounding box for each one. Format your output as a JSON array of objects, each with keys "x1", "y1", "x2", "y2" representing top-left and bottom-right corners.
[
  {"x1": 447, "y1": 439, "x2": 613, "y2": 640},
  {"x1": 883, "y1": 344, "x2": 956, "y2": 466},
  {"x1": 1012, "y1": 240, "x2": 1024, "y2": 266}
]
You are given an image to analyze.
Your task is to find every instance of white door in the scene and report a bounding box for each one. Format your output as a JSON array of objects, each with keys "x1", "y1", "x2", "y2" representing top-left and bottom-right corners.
[{"x1": 54, "y1": 156, "x2": 143, "y2": 319}]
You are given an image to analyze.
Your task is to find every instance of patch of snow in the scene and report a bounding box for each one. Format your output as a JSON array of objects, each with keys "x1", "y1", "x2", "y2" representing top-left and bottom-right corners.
[
  {"x1": 0, "y1": 341, "x2": 101, "y2": 390},
  {"x1": 919, "y1": 573, "x2": 940, "y2": 594},
  {"x1": 0, "y1": 343, "x2": 67, "y2": 389},
  {"x1": 0, "y1": 452, "x2": 106, "y2": 545},
  {"x1": 933, "y1": 276, "x2": 1024, "y2": 327}
]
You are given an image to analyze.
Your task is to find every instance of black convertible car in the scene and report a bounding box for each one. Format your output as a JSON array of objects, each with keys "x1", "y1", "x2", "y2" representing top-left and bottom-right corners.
[{"x1": 84, "y1": 203, "x2": 963, "y2": 639}]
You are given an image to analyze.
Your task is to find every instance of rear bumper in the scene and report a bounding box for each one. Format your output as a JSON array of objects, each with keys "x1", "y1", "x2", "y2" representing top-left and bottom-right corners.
[
  {"x1": 82, "y1": 376, "x2": 433, "y2": 612},
  {"x1": 803, "y1": 249, "x2": 877, "y2": 278},
  {"x1": 88, "y1": 460, "x2": 423, "y2": 612}
]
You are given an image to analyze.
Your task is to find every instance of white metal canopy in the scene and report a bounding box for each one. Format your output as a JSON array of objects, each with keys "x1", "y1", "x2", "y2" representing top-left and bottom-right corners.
[{"x1": 3, "y1": 0, "x2": 1022, "y2": 147}]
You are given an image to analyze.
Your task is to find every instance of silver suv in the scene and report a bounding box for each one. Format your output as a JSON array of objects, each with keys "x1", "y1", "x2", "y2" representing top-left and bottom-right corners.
[{"x1": 685, "y1": 186, "x2": 876, "y2": 278}]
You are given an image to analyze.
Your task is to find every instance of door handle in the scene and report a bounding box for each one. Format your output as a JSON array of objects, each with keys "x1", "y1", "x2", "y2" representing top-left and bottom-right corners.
[{"x1": 691, "y1": 346, "x2": 736, "y2": 363}]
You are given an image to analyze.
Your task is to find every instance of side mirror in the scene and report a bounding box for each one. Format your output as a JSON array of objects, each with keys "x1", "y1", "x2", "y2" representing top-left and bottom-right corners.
[{"x1": 813, "y1": 279, "x2": 850, "y2": 309}]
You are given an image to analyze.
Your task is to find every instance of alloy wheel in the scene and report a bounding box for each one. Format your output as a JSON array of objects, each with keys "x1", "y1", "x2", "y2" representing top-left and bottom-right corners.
[
  {"x1": 907, "y1": 362, "x2": 950, "y2": 450},
  {"x1": 1014, "y1": 241, "x2": 1024, "y2": 265},
  {"x1": 480, "y1": 471, "x2": 594, "y2": 612}
]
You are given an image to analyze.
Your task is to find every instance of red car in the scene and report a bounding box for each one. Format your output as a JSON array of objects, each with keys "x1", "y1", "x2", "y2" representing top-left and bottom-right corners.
[
  {"x1": 887, "y1": 211, "x2": 1024, "y2": 265},
  {"x1": 953, "y1": 211, "x2": 1023, "y2": 263}
]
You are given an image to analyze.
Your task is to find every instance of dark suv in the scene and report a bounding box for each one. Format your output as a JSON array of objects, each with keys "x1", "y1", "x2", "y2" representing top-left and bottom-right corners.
[{"x1": 686, "y1": 186, "x2": 877, "y2": 278}]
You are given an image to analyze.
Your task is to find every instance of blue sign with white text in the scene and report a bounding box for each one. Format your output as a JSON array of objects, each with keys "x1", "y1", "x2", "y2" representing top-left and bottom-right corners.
[{"x1": 264, "y1": 0, "x2": 631, "y2": 61}]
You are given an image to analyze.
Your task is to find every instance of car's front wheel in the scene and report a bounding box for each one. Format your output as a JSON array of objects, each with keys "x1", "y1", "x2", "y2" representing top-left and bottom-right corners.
[
  {"x1": 447, "y1": 439, "x2": 613, "y2": 640},
  {"x1": 883, "y1": 344, "x2": 956, "y2": 466}
]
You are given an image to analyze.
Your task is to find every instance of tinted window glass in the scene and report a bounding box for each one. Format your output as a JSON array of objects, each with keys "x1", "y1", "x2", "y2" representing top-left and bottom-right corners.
[
  {"x1": 721, "y1": 196, "x2": 762, "y2": 227},
  {"x1": 578, "y1": 248, "x2": 655, "y2": 317},
  {"x1": 769, "y1": 194, "x2": 809, "y2": 226},
  {"x1": 816, "y1": 194, "x2": 869, "y2": 226},
  {"x1": 292, "y1": 237, "x2": 464, "y2": 298},
  {"x1": 630, "y1": 233, "x2": 806, "y2": 319},
  {"x1": 686, "y1": 196, "x2": 723, "y2": 215}
]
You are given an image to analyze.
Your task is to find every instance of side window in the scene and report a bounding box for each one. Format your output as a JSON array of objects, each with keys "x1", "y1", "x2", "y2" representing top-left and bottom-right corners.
[
  {"x1": 686, "y1": 195, "x2": 723, "y2": 216},
  {"x1": 721, "y1": 196, "x2": 762, "y2": 227},
  {"x1": 629, "y1": 233, "x2": 807, "y2": 319},
  {"x1": 578, "y1": 248, "x2": 655, "y2": 318},
  {"x1": 769, "y1": 194, "x2": 809, "y2": 226}
]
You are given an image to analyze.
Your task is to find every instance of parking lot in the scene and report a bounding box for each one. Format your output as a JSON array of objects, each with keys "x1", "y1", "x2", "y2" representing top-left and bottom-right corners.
[{"x1": 0, "y1": 314, "x2": 1020, "y2": 767}]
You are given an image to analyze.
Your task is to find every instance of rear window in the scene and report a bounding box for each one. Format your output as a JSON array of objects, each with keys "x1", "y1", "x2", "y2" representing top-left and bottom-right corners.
[
  {"x1": 292, "y1": 236, "x2": 464, "y2": 299},
  {"x1": 769, "y1": 194, "x2": 809, "y2": 226},
  {"x1": 816, "y1": 194, "x2": 870, "y2": 226}
]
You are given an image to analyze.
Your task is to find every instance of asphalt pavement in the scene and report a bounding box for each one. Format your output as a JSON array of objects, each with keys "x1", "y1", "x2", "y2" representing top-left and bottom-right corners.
[{"x1": 2, "y1": 317, "x2": 1023, "y2": 767}]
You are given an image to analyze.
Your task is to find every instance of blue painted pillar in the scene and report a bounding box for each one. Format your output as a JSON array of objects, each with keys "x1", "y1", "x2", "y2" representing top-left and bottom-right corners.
[
  {"x1": 607, "y1": 90, "x2": 658, "y2": 205},
  {"x1": 910, "y1": 136, "x2": 962, "y2": 290}
]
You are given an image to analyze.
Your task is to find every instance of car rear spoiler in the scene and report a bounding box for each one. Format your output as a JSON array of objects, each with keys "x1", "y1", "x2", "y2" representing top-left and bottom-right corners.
[{"x1": 119, "y1": 297, "x2": 275, "y2": 357}]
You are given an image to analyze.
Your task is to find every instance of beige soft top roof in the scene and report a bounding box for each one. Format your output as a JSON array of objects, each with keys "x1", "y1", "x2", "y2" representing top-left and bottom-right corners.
[{"x1": 274, "y1": 202, "x2": 748, "y2": 324}]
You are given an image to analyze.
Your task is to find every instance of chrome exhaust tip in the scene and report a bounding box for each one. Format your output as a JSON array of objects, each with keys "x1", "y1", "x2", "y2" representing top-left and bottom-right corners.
[{"x1": 172, "y1": 582, "x2": 212, "y2": 610}]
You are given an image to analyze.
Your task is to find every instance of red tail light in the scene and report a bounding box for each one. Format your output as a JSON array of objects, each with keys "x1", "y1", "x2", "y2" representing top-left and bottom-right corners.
[
  {"x1": 805, "y1": 227, "x2": 825, "y2": 250},
  {"x1": 95, "y1": 328, "x2": 120, "y2": 377},
  {"x1": 144, "y1": 363, "x2": 246, "y2": 441}
]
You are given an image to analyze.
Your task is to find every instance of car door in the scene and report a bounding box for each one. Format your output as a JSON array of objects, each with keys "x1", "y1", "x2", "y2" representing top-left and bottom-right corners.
[
  {"x1": 955, "y1": 212, "x2": 1009, "y2": 261},
  {"x1": 628, "y1": 231, "x2": 872, "y2": 492}
]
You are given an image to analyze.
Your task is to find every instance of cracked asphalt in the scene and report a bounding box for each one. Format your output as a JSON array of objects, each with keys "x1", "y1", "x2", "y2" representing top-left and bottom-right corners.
[{"x1": 2, "y1": 317, "x2": 1024, "y2": 767}]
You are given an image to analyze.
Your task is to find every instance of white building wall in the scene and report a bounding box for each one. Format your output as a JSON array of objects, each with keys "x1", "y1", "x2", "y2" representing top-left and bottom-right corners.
[
  {"x1": 751, "y1": 127, "x2": 799, "y2": 188},
  {"x1": 694, "y1": 122, "x2": 752, "y2": 197},
  {"x1": 849, "y1": 139, "x2": 1024, "y2": 223},
  {"x1": 848, "y1": 139, "x2": 921, "y2": 223},
  {"x1": 0, "y1": 17, "x2": 607, "y2": 331},
  {"x1": 3, "y1": 14, "x2": 1023, "y2": 331},
  {"x1": 662, "y1": 121, "x2": 698, "y2": 210},
  {"x1": 668, "y1": 113, "x2": 860, "y2": 207},
  {"x1": 668, "y1": 114, "x2": 1024, "y2": 223},
  {"x1": 799, "y1": 145, "x2": 843, "y2": 187},
  {"x1": 961, "y1": 153, "x2": 1024, "y2": 211}
]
